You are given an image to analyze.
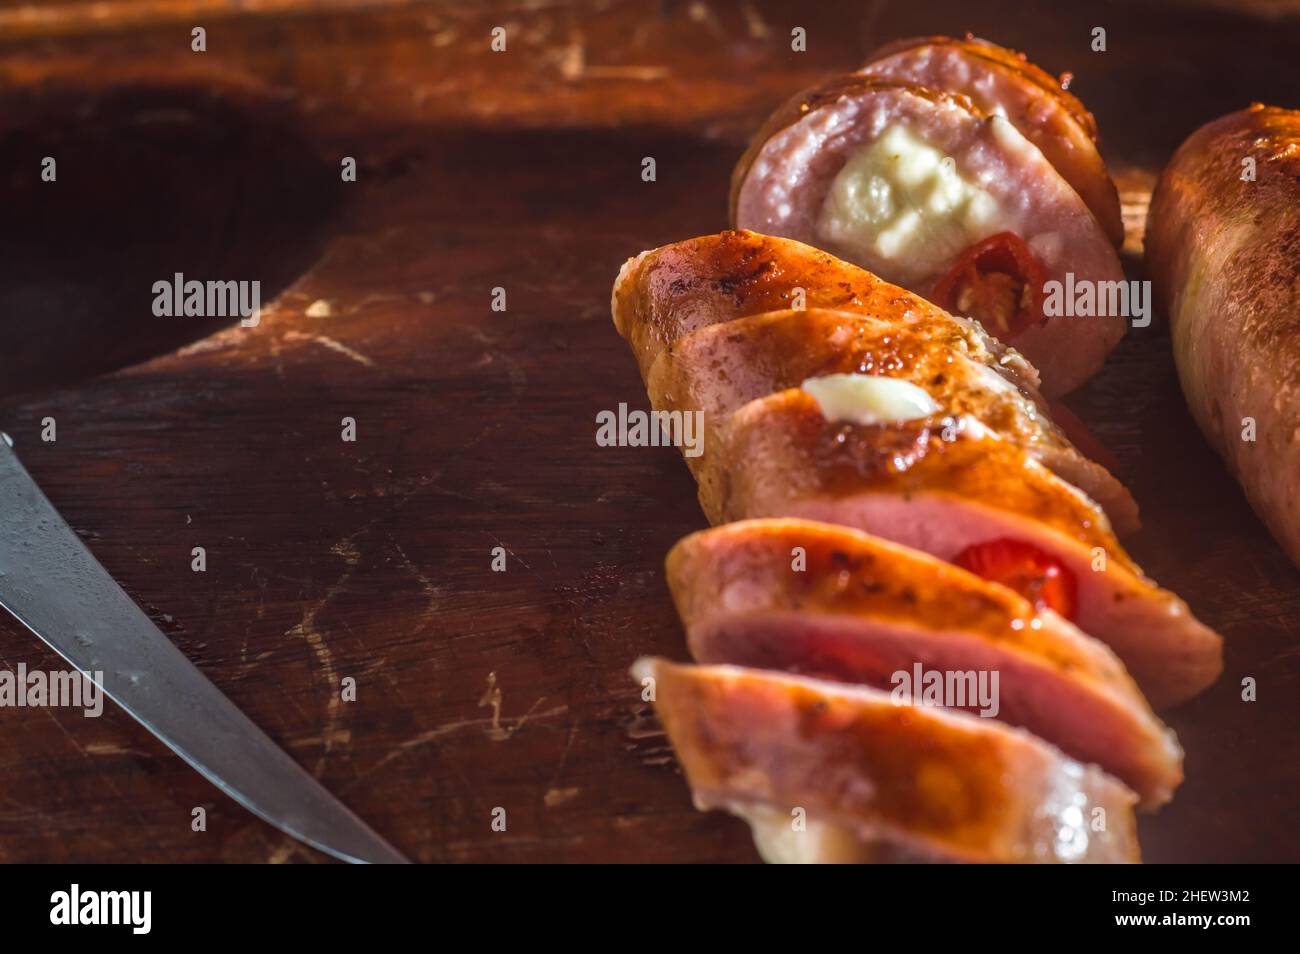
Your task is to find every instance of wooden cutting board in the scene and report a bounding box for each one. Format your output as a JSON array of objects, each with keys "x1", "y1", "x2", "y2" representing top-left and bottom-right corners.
[{"x1": 0, "y1": 0, "x2": 1295, "y2": 862}]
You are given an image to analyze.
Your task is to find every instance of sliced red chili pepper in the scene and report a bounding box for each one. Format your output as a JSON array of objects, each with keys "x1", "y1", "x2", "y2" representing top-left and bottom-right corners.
[
  {"x1": 930, "y1": 231, "x2": 1049, "y2": 341},
  {"x1": 952, "y1": 537, "x2": 1078, "y2": 620}
]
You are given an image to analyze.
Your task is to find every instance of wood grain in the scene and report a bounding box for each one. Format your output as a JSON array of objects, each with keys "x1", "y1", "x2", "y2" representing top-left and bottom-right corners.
[{"x1": 0, "y1": 0, "x2": 1295, "y2": 862}]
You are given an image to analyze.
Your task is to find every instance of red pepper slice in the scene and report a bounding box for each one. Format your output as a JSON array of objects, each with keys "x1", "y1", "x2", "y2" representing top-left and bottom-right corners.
[
  {"x1": 930, "y1": 232, "x2": 1049, "y2": 340},
  {"x1": 952, "y1": 537, "x2": 1078, "y2": 620}
]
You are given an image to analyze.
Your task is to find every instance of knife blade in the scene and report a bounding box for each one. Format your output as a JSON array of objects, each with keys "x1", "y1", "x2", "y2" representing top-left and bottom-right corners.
[{"x1": 0, "y1": 433, "x2": 408, "y2": 864}]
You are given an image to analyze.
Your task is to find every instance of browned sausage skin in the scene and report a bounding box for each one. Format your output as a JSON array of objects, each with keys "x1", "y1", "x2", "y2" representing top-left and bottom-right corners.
[{"x1": 1146, "y1": 105, "x2": 1300, "y2": 567}]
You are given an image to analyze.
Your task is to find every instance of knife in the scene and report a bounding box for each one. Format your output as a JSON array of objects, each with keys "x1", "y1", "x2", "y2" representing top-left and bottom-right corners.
[{"x1": 0, "y1": 433, "x2": 408, "y2": 864}]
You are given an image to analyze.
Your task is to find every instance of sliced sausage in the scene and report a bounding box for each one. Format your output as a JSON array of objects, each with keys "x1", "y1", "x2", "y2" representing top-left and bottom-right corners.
[
  {"x1": 665, "y1": 518, "x2": 1183, "y2": 807},
  {"x1": 632, "y1": 657, "x2": 1141, "y2": 863},
  {"x1": 711, "y1": 389, "x2": 1223, "y2": 708},
  {"x1": 613, "y1": 230, "x2": 1038, "y2": 393},
  {"x1": 612, "y1": 230, "x2": 1137, "y2": 530},
  {"x1": 645, "y1": 306, "x2": 1139, "y2": 533}
]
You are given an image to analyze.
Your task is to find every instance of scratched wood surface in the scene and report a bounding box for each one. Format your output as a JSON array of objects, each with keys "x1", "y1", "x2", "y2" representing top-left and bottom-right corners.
[{"x1": 0, "y1": 0, "x2": 1296, "y2": 863}]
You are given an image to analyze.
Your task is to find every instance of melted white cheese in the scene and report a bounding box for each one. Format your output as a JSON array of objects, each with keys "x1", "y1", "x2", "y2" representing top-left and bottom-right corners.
[
  {"x1": 801, "y1": 373, "x2": 938, "y2": 425},
  {"x1": 816, "y1": 125, "x2": 1004, "y2": 284},
  {"x1": 740, "y1": 805, "x2": 878, "y2": 864}
]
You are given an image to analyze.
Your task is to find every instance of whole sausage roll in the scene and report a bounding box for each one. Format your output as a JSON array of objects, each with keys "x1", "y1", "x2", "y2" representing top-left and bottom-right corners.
[
  {"x1": 731, "y1": 64, "x2": 1126, "y2": 396},
  {"x1": 1146, "y1": 104, "x2": 1300, "y2": 567}
]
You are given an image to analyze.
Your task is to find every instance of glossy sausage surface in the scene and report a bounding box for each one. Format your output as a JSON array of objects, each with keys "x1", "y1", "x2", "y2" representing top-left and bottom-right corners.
[{"x1": 1146, "y1": 105, "x2": 1300, "y2": 567}]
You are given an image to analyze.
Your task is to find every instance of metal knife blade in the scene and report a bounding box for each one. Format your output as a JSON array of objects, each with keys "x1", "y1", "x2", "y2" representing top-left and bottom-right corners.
[{"x1": 0, "y1": 434, "x2": 408, "y2": 864}]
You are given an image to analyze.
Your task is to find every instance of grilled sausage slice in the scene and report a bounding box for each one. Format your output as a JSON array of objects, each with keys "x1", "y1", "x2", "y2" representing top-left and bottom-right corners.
[
  {"x1": 730, "y1": 79, "x2": 1126, "y2": 395},
  {"x1": 711, "y1": 390, "x2": 1223, "y2": 708},
  {"x1": 665, "y1": 518, "x2": 1183, "y2": 807},
  {"x1": 1146, "y1": 104, "x2": 1300, "y2": 567},
  {"x1": 859, "y1": 35, "x2": 1124, "y2": 246},
  {"x1": 632, "y1": 657, "x2": 1141, "y2": 863},
  {"x1": 613, "y1": 230, "x2": 1037, "y2": 391}
]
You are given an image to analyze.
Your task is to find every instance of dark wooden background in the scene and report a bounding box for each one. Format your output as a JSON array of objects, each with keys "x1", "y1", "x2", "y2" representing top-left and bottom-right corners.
[{"x1": 0, "y1": 0, "x2": 1296, "y2": 862}]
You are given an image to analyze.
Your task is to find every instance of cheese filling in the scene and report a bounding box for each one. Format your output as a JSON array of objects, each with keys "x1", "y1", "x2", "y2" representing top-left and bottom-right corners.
[
  {"x1": 801, "y1": 373, "x2": 938, "y2": 425},
  {"x1": 739, "y1": 805, "x2": 878, "y2": 864},
  {"x1": 816, "y1": 125, "x2": 1004, "y2": 285}
]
